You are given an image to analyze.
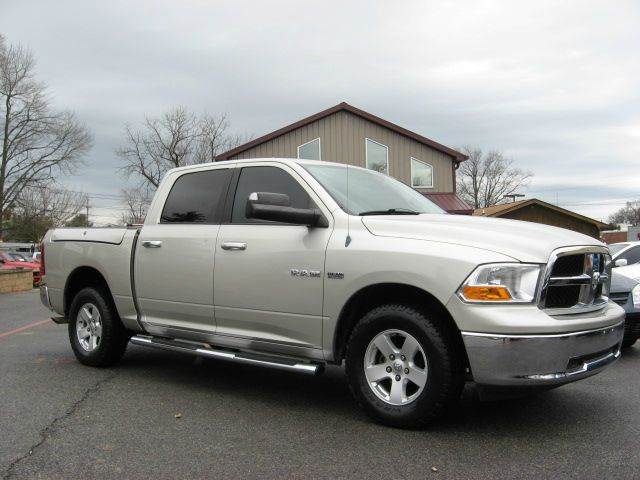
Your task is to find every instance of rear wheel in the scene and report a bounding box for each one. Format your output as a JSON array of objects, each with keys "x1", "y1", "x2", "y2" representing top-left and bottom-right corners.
[
  {"x1": 345, "y1": 304, "x2": 464, "y2": 428},
  {"x1": 68, "y1": 287, "x2": 129, "y2": 367}
]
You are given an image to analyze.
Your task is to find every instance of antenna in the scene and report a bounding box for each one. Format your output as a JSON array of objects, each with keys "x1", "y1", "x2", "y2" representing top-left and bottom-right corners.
[
  {"x1": 504, "y1": 193, "x2": 525, "y2": 203},
  {"x1": 345, "y1": 163, "x2": 351, "y2": 247}
]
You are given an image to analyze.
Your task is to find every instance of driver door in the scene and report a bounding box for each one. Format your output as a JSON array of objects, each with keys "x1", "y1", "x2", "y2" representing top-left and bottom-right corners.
[{"x1": 213, "y1": 163, "x2": 332, "y2": 351}]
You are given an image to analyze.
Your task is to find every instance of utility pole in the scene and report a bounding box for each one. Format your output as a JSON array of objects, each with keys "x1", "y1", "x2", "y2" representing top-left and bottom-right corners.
[
  {"x1": 504, "y1": 193, "x2": 525, "y2": 203},
  {"x1": 85, "y1": 199, "x2": 90, "y2": 227}
]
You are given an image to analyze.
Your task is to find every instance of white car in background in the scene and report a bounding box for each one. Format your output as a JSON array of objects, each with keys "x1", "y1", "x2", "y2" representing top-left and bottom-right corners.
[
  {"x1": 609, "y1": 263, "x2": 640, "y2": 348},
  {"x1": 610, "y1": 241, "x2": 640, "y2": 268}
]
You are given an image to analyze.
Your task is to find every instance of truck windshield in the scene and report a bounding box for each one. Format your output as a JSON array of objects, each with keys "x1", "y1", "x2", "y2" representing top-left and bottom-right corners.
[{"x1": 303, "y1": 164, "x2": 444, "y2": 215}]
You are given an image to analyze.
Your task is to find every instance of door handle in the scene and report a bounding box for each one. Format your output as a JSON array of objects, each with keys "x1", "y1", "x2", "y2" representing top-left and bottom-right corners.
[
  {"x1": 221, "y1": 241, "x2": 247, "y2": 251},
  {"x1": 141, "y1": 240, "x2": 162, "y2": 248}
]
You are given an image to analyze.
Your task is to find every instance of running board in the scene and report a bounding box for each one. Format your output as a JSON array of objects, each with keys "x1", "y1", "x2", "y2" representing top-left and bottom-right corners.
[{"x1": 129, "y1": 335, "x2": 323, "y2": 375}]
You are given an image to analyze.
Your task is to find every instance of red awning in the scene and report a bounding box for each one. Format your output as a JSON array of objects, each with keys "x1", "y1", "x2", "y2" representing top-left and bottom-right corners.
[{"x1": 422, "y1": 193, "x2": 472, "y2": 215}]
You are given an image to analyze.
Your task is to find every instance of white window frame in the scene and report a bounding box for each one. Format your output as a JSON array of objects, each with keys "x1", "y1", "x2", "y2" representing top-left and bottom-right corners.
[
  {"x1": 365, "y1": 138, "x2": 389, "y2": 175},
  {"x1": 410, "y1": 157, "x2": 434, "y2": 188},
  {"x1": 297, "y1": 137, "x2": 322, "y2": 160}
]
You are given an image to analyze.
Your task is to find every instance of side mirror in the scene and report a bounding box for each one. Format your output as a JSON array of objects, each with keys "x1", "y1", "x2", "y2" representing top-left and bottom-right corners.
[
  {"x1": 614, "y1": 258, "x2": 628, "y2": 267},
  {"x1": 246, "y1": 192, "x2": 328, "y2": 228}
]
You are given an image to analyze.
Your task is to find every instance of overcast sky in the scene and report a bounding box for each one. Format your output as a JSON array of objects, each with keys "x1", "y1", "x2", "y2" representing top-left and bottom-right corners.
[{"x1": 2, "y1": 0, "x2": 639, "y2": 223}]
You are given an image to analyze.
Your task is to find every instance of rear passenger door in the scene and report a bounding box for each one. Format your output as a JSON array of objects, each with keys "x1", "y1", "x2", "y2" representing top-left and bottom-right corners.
[
  {"x1": 213, "y1": 163, "x2": 332, "y2": 352},
  {"x1": 135, "y1": 167, "x2": 232, "y2": 337}
]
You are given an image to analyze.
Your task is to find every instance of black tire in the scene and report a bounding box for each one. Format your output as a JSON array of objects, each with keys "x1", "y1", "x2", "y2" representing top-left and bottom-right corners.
[
  {"x1": 68, "y1": 287, "x2": 129, "y2": 367},
  {"x1": 345, "y1": 303, "x2": 465, "y2": 428},
  {"x1": 622, "y1": 335, "x2": 638, "y2": 349}
]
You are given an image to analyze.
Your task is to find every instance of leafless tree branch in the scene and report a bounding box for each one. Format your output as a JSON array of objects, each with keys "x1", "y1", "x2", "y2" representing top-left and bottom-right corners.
[
  {"x1": 609, "y1": 200, "x2": 640, "y2": 227},
  {"x1": 0, "y1": 37, "x2": 92, "y2": 239},
  {"x1": 117, "y1": 106, "x2": 245, "y2": 189},
  {"x1": 456, "y1": 146, "x2": 532, "y2": 209},
  {"x1": 119, "y1": 187, "x2": 152, "y2": 225}
]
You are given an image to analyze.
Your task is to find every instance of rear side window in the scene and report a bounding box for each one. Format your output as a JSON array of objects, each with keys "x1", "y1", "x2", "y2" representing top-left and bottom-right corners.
[
  {"x1": 161, "y1": 169, "x2": 231, "y2": 224},
  {"x1": 232, "y1": 166, "x2": 313, "y2": 223}
]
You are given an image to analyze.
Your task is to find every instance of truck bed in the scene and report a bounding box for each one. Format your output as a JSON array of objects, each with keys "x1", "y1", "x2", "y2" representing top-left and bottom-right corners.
[{"x1": 42, "y1": 226, "x2": 142, "y2": 331}]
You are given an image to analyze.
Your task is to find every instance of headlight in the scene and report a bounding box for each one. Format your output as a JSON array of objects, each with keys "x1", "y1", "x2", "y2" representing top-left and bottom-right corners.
[
  {"x1": 458, "y1": 263, "x2": 542, "y2": 303},
  {"x1": 632, "y1": 284, "x2": 640, "y2": 308}
]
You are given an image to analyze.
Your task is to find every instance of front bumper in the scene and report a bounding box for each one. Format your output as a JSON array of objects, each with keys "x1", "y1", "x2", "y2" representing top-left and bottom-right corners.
[{"x1": 463, "y1": 320, "x2": 624, "y2": 388}]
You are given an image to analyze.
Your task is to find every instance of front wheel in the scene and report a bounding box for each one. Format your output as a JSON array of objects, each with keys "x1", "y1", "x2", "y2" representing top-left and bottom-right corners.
[
  {"x1": 68, "y1": 287, "x2": 129, "y2": 367},
  {"x1": 345, "y1": 304, "x2": 464, "y2": 428}
]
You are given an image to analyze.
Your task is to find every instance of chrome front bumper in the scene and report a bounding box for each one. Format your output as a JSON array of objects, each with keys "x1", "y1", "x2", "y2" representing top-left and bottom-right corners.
[{"x1": 462, "y1": 320, "x2": 625, "y2": 387}]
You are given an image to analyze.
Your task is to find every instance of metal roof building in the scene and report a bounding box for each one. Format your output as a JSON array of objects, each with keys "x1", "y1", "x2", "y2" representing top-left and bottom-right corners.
[{"x1": 216, "y1": 102, "x2": 471, "y2": 214}]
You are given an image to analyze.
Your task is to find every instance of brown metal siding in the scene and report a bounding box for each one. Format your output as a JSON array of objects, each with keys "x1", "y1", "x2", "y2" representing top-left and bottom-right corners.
[
  {"x1": 500, "y1": 205, "x2": 601, "y2": 239},
  {"x1": 229, "y1": 111, "x2": 454, "y2": 192}
]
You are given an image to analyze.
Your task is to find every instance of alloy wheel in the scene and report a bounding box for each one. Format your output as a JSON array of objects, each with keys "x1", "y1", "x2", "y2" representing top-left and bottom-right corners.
[
  {"x1": 363, "y1": 329, "x2": 428, "y2": 406},
  {"x1": 76, "y1": 303, "x2": 102, "y2": 352}
]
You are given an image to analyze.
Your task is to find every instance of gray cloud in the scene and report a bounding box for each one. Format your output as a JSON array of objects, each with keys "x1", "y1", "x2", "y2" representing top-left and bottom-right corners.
[{"x1": 2, "y1": 0, "x2": 638, "y2": 223}]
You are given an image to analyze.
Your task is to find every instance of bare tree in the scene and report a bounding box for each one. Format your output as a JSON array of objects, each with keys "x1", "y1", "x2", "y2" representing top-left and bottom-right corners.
[
  {"x1": 194, "y1": 113, "x2": 245, "y2": 164},
  {"x1": 117, "y1": 106, "x2": 242, "y2": 189},
  {"x1": 13, "y1": 185, "x2": 87, "y2": 226},
  {"x1": 0, "y1": 37, "x2": 92, "y2": 239},
  {"x1": 456, "y1": 146, "x2": 532, "y2": 209},
  {"x1": 6, "y1": 185, "x2": 88, "y2": 241},
  {"x1": 119, "y1": 187, "x2": 152, "y2": 225},
  {"x1": 609, "y1": 200, "x2": 640, "y2": 227}
]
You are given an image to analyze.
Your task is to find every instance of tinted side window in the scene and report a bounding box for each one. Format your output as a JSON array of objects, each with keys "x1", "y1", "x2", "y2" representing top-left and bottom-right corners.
[
  {"x1": 620, "y1": 246, "x2": 640, "y2": 265},
  {"x1": 232, "y1": 166, "x2": 313, "y2": 223},
  {"x1": 161, "y1": 169, "x2": 231, "y2": 224}
]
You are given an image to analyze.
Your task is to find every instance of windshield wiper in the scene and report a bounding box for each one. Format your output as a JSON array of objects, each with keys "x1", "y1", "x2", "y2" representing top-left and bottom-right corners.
[{"x1": 359, "y1": 208, "x2": 420, "y2": 216}]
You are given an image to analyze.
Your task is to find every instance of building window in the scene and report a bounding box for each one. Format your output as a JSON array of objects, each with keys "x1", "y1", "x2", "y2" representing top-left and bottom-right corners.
[
  {"x1": 365, "y1": 138, "x2": 388, "y2": 174},
  {"x1": 410, "y1": 157, "x2": 433, "y2": 188},
  {"x1": 297, "y1": 138, "x2": 321, "y2": 160}
]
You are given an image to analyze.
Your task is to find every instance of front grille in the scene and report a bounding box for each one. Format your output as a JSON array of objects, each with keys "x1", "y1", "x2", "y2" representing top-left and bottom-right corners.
[
  {"x1": 545, "y1": 285, "x2": 581, "y2": 308},
  {"x1": 552, "y1": 255, "x2": 586, "y2": 276},
  {"x1": 540, "y1": 248, "x2": 610, "y2": 313}
]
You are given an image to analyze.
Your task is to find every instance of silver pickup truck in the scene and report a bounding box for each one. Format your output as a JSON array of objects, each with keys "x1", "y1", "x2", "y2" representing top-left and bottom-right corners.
[{"x1": 40, "y1": 158, "x2": 625, "y2": 428}]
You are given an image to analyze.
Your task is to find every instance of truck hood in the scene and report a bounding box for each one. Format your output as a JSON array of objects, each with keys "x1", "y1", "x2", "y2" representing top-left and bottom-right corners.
[{"x1": 361, "y1": 214, "x2": 604, "y2": 263}]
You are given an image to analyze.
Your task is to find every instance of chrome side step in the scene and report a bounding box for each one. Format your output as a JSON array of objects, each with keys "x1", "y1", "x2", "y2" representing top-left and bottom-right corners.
[{"x1": 129, "y1": 335, "x2": 323, "y2": 375}]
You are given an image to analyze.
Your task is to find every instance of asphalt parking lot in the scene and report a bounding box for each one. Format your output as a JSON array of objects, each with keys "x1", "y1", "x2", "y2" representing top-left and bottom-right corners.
[{"x1": 1, "y1": 290, "x2": 639, "y2": 479}]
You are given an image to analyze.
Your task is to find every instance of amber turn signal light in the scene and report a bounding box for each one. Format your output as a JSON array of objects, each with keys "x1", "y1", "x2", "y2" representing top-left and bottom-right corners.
[{"x1": 462, "y1": 285, "x2": 512, "y2": 301}]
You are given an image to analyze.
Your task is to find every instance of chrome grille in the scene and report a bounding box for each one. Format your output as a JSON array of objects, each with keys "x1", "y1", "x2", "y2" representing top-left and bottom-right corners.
[{"x1": 539, "y1": 247, "x2": 611, "y2": 314}]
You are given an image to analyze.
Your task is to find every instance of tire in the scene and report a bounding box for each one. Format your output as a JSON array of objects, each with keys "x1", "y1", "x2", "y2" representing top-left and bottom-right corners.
[
  {"x1": 622, "y1": 335, "x2": 638, "y2": 349},
  {"x1": 345, "y1": 303, "x2": 465, "y2": 428},
  {"x1": 68, "y1": 287, "x2": 129, "y2": 367}
]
